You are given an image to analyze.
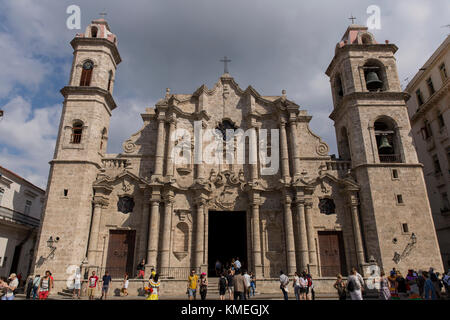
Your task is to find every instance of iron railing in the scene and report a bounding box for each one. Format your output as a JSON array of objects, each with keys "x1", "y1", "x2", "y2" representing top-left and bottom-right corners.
[
  {"x1": 71, "y1": 133, "x2": 82, "y2": 144},
  {"x1": 158, "y1": 267, "x2": 201, "y2": 279},
  {"x1": 0, "y1": 206, "x2": 40, "y2": 228},
  {"x1": 379, "y1": 154, "x2": 402, "y2": 163}
]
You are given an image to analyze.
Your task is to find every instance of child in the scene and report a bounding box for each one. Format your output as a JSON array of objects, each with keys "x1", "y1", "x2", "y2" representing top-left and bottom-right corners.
[{"x1": 121, "y1": 273, "x2": 129, "y2": 296}]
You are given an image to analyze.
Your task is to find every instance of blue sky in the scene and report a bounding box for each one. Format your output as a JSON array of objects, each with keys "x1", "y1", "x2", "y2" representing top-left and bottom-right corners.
[{"x1": 0, "y1": 0, "x2": 449, "y2": 188}]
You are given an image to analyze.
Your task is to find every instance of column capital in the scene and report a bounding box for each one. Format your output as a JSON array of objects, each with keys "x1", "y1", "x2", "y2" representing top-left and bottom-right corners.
[
  {"x1": 304, "y1": 200, "x2": 314, "y2": 209},
  {"x1": 150, "y1": 196, "x2": 161, "y2": 204}
]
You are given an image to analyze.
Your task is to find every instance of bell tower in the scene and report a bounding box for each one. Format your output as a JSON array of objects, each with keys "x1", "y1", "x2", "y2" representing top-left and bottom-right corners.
[
  {"x1": 33, "y1": 18, "x2": 121, "y2": 285},
  {"x1": 326, "y1": 24, "x2": 443, "y2": 272}
]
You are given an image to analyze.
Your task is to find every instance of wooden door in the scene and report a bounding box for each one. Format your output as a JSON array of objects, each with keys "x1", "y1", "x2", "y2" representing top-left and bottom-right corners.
[
  {"x1": 318, "y1": 231, "x2": 346, "y2": 277},
  {"x1": 105, "y1": 230, "x2": 136, "y2": 278}
]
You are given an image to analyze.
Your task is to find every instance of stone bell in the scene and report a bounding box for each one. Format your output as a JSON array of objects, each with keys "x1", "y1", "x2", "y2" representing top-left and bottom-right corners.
[
  {"x1": 378, "y1": 135, "x2": 392, "y2": 150},
  {"x1": 366, "y1": 71, "x2": 383, "y2": 91}
]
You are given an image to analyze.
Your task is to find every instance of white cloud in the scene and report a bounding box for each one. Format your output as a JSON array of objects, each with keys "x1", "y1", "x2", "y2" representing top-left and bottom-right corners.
[{"x1": 0, "y1": 96, "x2": 60, "y2": 188}]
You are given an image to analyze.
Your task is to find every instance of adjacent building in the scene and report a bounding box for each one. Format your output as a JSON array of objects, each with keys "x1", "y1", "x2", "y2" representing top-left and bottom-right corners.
[
  {"x1": 0, "y1": 166, "x2": 44, "y2": 279},
  {"x1": 405, "y1": 35, "x2": 450, "y2": 270}
]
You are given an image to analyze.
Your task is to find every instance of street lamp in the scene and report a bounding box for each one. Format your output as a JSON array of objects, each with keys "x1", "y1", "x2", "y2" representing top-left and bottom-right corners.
[
  {"x1": 410, "y1": 233, "x2": 417, "y2": 244},
  {"x1": 46, "y1": 236, "x2": 59, "y2": 249}
]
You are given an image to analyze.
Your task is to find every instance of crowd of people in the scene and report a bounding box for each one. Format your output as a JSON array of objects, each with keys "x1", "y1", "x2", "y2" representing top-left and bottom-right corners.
[
  {"x1": 2, "y1": 262, "x2": 448, "y2": 300},
  {"x1": 186, "y1": 257, "x2": 256, "y2": 301},
  {"x1": 333, "y1": 267, "x2": 450, "y2": 300}
]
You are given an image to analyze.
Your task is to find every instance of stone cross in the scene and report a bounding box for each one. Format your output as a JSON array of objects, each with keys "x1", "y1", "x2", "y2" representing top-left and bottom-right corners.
[
  {"x1": 220, "y1": 56, "x2": 232, "y2": 74},
  {"x1": 348, "y1": 15, "x2": 356, "y2": 24}
]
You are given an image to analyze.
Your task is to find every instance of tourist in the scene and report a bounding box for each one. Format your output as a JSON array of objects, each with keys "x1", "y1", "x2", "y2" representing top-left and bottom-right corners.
[
  {"x1": 378, "y1": 271, "x2": 391, "y2": 300},
  {"x1": 146, "y1": 271, "x2": 160, "y2": 300},
  {"x1": 87, "y1": 271, "x2": 99, "y2": 300},
  {"x1": 32, "y1": 274, "x2": 41, "y2": 299},
  {"x1": 279, "y1": 270, "x2": 289, "y2": 300},
  {"x1": 406, "y1": 269, "x2": 419, "y2": 297},
  {"x1": 137, "y1": 259, "x2": 145, "y2": 279},
  {"x1": 199, "y1": 272, "x2": 208, "y2": 300},
  {"x1": 416, "y1": 270, "x2": 425, "y2": 298},
  {"x1": 25, "y1": 275, "x2": 34, "y2": 299},
  {"x1": 429, "y1": 268, "x2": 442, "y2": 299},
  {"x1": 243, "y1": 270, "x2": 251, "y2": 299},
  {"x1": 0, "y1": 277, "x2": 8, "y2": 299},
  {"x1": 293, "y1": 272, "x2": 301, "y2": 300},
  {"x1": 395, "y1": 271, "x2": 407, "y2": 299},
  {"x1": 443, "y1": 271, "x2": 450, "y2": 296},
  {"x1": 187, "y1": 269, "x2": 199, "y2": 300},
  {"x1": 218, "y1": 272, "x2": 227, "y2": 300},
  {"x1": 47, "y1": 270, "x2": 54, "y2": 290},
  {"x1": 121, "y1": 272, "x2": 129, "y2": 296},
  {"x1": 306, "y1": 273, "x2": 315, "y2": 300},
  {"x1": 387, "y1": 270, "x2": 398, "y2": 297},
  {"x1": 347, "y1": 267, "x2": 364, "y2": 300},
  {"x1": 226, "y1": 269, "x2": 234, "y2": 300},
  {"x1": 250, "y1": 272, "x2": 256, "y2": 297},
  {"x1": 38, "y1": 272, "x2": 51, "y2": 300},
  {"x1": 231, "y1": 258, "x2": 236, "y2": 271},
  {"x1": 232, "y1": 269, "x2": 247, "y2": 300},
  {"x1": 215, "y1": 260, "x2": 222, "y2": 276},
  {"x1": 73, "y1": 268, "x2": 82, "y2": 299},
  {"x1": 423, "y1": 271, "x2": 437, "y2": 300},
  {"x1": 1, "y1": 273, "x2": 18, "y2": 300},
  {"x1": 334, "y1": 274, "x2": 347, "y2": 300},
  {"x1": 101, "y1": 271, "x2": 112, "y2": 300},
  {"x1": 234, "y1": 257, "x2": 242, "y2": 272}
]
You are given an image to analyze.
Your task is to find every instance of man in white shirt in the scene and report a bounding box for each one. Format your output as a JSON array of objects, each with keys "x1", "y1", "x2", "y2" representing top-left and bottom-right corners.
[
  {"x1": 2, "y1": 273, "x2": 19, "y2": 300},
  {"x1": 347, "y1": 267, "x2": 365, "y2": 300},
  {"x1": 243, "y1": 270, "x2": 251, "y2": 299},
  {"x1": 279, "y1": 270, "x2": 289, "y2": 300}
]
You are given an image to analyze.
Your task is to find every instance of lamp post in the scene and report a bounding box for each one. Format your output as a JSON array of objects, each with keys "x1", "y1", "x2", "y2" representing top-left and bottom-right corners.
[{"x1": 46, "y1": 236, "x2": 59, "y2": 259}]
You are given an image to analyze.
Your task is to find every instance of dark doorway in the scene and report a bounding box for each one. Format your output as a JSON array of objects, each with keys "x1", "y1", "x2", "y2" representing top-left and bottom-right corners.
[
  {"x1": 318, "y1": 231, "x2": 347, "y2": 277},
  {"x1": 208, "y1": 211, "x2": 247, "y2": 276},
  {"x1": 10, "y1": 244, "x2": 22, "y2": 274},
  {"x1": 105, "y1": 230, "x2": 136, "y2": 278}
]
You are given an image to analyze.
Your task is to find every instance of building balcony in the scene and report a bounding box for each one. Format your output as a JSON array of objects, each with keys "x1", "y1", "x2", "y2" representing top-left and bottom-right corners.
[
  {"x1": 379, "y1": 154, "x2": 402, "y2": 163},
  {"x1": 0, "y1": 206, "x2": 40, "y2": 228}
]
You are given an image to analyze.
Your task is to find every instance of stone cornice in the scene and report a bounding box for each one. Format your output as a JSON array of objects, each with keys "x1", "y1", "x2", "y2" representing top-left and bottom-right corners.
[
  {"x1": 50, "y1": 159, "x2": 102, "y2": 169},
  {"x1": 329, "y1": 91, "x2": 409, "y2": 121},
  {"x1": 70, "y1": 37, "x2": 122, "y2": 66},
  {"x1": 60, "y1": 86, "x2": 118, "y2": 113},
  {"x1": 326, "y1": 43, "x2": 398, "y2": 76}
]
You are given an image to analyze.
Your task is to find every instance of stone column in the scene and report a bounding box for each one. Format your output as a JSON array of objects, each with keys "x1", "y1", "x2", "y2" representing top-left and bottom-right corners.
[
  {"x1": 87, "y1": 201, "x2": 103, "y2": 266},
  {"x1": 147, "y1": 198, "x2": 161, "y2": 271},
  {"x1": 295, "y1": 199, "x2": 309, "y2": 271},
  {"x1": 288, "y1": 118, "x2": 301, "y2": 178},
  {"x1": 166, "y1": 117, "x2": 176, "y2": 177},
  {"x1": 349, "y1": 195, "x2": 365, "y2": 270},
  {"x1": 304, "y1": 201, "x2": 317, "y2": 275},
  {"x1": 154, "y1": 116, "x2": 166, "y2": 176},
  {"x1": 250, "y1": 125, "x2": 259, "y2": 182},
  {"x1": 251, "y1": 196, "x2": 263, "y2": 276},
  {"x1": 160, "y1": 193, "x2": 174, "y2": 275},
  {"x1": 283, "y1": 196, "x2": 297, "y2": 276},
  {"x1": 195, "y1": 199, "x2": 205, "y2": 269},
  {"x1": 279, "y1": 120, "x2": 291, "y2": 182}
]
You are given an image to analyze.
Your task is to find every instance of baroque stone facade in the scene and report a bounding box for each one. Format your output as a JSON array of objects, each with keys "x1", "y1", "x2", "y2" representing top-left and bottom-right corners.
[{"x1": 33, "y1": 20, "x2": 443, "y2": 292}]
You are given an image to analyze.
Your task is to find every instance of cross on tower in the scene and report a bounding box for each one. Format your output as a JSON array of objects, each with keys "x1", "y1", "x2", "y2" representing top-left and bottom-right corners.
[
  {"x1": 220, "y1": 56, "x2": 232, "y2": 74},
  {"x1": 348, "y1": 14, "x2": 357, "y2": 24}
]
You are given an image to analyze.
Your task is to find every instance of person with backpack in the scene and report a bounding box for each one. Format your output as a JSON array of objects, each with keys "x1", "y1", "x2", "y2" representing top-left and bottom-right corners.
[
  {"x1": 347, "y1": 267, "x2": 364, "y2": 300},
  {"x1": 226, "y1": 269, "x2": 234, "y2": 300},
  {"x1": 31, "y1": 274, "x2": 41, "y2": 299},
  {"x1": 279, "y1": 270, "x2": 289, "y2": 300},
  {"x1": 218, "y1": 272, "x2": 227, "y2": 300}
]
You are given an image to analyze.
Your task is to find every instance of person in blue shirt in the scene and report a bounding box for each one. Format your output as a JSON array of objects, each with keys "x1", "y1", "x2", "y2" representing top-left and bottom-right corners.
[
  {"x1": 101, "y1": 271, "x2": 113, "y2": 300},
  {"x1": 423, "y1": 271, "x2": 437, "y2": 300}
]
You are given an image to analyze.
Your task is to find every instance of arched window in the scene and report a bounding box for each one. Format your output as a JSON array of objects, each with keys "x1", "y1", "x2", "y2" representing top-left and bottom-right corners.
[
  {"x1": 339, "y1": 127, "x2": 351, "y2": 160},
  {"x1": 334, "y1": 74, "x2": 344, "y2": 106},
  {"x1": 80, "y1": 60, "x2": 94, "y2": 86},
  {"x1": 374, "y1": 118, "x2": 402, "y2": 163},
  {"x1": 363, "y1": 59, "x2": 387, "y2": 92},
  {"x1": 107, "y1": 70, "x2": 113, "y2": 92},
  {"x1": 71, "y1": 122, "x2": 83, "y2": 144},
  {"x1": 91, "y1": 26, "x2": 98, "y2": 38},
  {"x1": 100, "y1": 128, "x2": 107, "y2": 151}
]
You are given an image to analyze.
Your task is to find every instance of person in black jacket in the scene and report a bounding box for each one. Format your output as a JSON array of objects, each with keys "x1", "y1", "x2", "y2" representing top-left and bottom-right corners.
[{"x1": 137, "y1": 259, "x2": 145, "y2": 279}]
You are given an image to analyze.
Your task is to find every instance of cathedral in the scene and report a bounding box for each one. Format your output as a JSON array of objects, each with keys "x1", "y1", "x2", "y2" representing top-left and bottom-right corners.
[{"x1": 33, "y1": 18, "x2": 443, "y2": 293}]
